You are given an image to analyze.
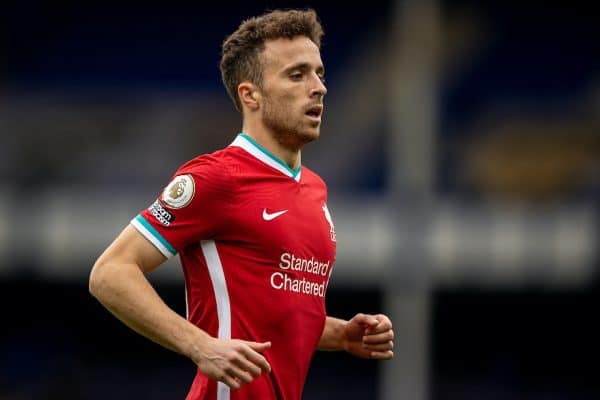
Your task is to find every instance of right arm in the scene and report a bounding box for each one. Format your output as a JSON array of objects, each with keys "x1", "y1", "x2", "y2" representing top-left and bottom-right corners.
[{"x1": 89, "y1": 224, "x2": 271, "y2": 389}]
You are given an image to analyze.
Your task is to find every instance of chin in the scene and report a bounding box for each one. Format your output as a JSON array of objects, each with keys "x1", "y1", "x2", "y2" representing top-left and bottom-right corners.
[{"x1": 300, "y1": 128, "x2": 320, "y2": 143}]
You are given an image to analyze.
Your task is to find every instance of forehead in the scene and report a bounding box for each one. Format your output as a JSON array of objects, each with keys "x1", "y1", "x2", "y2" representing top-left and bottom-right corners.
[{"x1": 261, "y1": 36, "x2": 323, "y2": 73}]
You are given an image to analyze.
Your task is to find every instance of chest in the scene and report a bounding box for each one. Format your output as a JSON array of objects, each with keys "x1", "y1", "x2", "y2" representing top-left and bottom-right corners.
[{"x1": 225, "y1": 174, "x2": 336, "y2": 262}]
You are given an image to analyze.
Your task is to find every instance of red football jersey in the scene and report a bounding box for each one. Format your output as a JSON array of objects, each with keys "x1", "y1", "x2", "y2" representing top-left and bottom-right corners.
[{"x1": 131, "y1": 133, "x2": 337, "y2": 400}]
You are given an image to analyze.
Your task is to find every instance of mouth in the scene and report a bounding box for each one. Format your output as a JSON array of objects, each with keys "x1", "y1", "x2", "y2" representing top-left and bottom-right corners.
[{"x1": 305, "y1": 104, "x2": 323, "y2": 122}]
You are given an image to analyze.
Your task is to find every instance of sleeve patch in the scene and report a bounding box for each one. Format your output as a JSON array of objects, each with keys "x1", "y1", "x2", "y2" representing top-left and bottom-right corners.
[
  {"x1": 148, "y1": 200, "x2": 175, "y2": 226},
  {"x1": 161, "y1": 174, "x2": 195, "y2": 209}
]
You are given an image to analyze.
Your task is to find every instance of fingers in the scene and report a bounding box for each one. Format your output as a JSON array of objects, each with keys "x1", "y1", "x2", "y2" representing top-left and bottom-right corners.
[
  {"x1": 369, "y1": 350, "x2": 394, "y2": 360},
  {"x1": 364, "y1": 328, "x2": 392, "y2": 348},
  {"x1": 363, "y1": 330, "x2": 394, "y2": 345},
  {"x1": 245, "y1": 340, "x2": 272, "y2": 353},
  {"x1": 202, "y1": 339, "x2": 272, "y2": 390},
  {"x1": 239, "y1": 341, "x2": 272, "y2": 374},
  {"x1": 363, "y1": 340, "x2": 393, "y2": 352},
  {"x1": 222, "y1": 363, "x2": 254, "y2": 389},
  {"x1": 232, "y1": 353, "x2": 263, "y2": 378},
  {"x1": 359, "y1": 314, "x2": 394, "y2": 361},
  {"x1": 352, "y1": 313, "x2": 393, "y2": 333},
  {"x1": 351, "y1": 313, "x2": 379, "y2": 328},
  {"x1": 364, "y1": 314, "x2": 393, "y2": 335},
  {"x1": 221, "y1": 374, "x2": 243, "y2": 390}
]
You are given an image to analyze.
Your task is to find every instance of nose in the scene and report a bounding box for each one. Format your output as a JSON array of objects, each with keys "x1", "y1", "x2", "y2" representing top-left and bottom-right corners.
[{"x1": 310, "y1": 74, "x2": 327, "y2": 98}]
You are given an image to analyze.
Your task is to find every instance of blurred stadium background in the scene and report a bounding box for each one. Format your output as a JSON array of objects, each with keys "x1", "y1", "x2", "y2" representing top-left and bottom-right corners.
[{"x1": 1, "y1": 1, "x2": 598, "y2": 399}]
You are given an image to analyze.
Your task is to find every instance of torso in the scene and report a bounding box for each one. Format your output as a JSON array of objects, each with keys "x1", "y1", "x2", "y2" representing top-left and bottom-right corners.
[{"x1": 134, "y1": 134, "x2": 337, "y2": 400}]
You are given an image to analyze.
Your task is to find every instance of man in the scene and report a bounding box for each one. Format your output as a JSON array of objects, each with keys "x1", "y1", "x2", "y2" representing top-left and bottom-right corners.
[{"x1": 89, "y1": 8, "x2": 394, "y2": 400}]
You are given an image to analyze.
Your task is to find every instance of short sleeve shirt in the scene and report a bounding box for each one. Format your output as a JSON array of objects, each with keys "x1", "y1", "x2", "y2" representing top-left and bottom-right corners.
[{"x1": 132, "y1": 133, "x2": 337, "y2": 400}]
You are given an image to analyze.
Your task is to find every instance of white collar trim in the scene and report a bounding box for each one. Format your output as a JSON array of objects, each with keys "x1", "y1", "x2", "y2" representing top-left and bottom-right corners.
[{"x1": 230, "y1": 133, "x2": 302, "y2": 182}]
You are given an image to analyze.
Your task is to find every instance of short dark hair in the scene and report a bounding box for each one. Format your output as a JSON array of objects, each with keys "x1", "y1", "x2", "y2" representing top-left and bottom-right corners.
[{"x1": 220, "y1": 9, "x2": 324, "y2": 112}]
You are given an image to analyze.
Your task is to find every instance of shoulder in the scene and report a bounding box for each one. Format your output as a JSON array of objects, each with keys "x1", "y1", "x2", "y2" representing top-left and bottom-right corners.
[
  {"x1": 301, "y1": 166, "x2": 327, "y2": 189},
  {"x1": 177, "y1": 145, "x2": 248, "y2": 178},
  {"x1": 169, "y1": 147, "x2": 241, "y2": 198},
  {"x1": 177, "y1": 146, "x2": 235, "y2": 174}
]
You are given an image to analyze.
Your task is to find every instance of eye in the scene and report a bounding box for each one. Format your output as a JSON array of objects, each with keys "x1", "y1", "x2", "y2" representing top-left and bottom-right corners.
[{"x1": 290, "y1": 72, "x2": 303, "y2": 81}]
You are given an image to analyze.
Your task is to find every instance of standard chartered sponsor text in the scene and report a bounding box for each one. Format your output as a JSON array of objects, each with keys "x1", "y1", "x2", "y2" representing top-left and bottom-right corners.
[{"x1": 271, "y1": 252, "x2": 331, "y2": 297}]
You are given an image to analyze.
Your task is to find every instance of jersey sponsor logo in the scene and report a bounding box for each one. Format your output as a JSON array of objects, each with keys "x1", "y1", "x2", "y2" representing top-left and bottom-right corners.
[
  {"x1": 262, "y1": 208, "x2": 288, "y2": 221},
  {"x1": 148, "y1": 200, "x2": 175, "y2": 226},
  {"x1": 270, "y1": 272, "x2": 327, "y2": 297},
  {"x1": 322, "y1": 203, "x2": 336, "y2": 242},
  {"x1": 278, "y1": 252, "x2": 330, "y2": 276},
  {"x1": 270, "y1": 252, "x2": 332, "y2": 297},
  {"x1": 162, "y1": 174, "x2": 195, "y2": 209}
]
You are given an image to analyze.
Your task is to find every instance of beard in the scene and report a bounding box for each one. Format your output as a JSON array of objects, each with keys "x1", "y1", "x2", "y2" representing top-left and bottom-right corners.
[{"x1": 261, "y1": 95, "x2": 320, "y2": 149}]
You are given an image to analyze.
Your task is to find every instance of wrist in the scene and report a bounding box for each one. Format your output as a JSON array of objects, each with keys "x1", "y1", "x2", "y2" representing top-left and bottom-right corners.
[
  {"x1": 183, "y1": 326, "x2": 214, "y2": 365},
  {"x1": 320, "y1": 316, "x2": 347, "y2": 351},
  {"x1": 335, "y1": 319, "x2": 348, "y2": 351}
]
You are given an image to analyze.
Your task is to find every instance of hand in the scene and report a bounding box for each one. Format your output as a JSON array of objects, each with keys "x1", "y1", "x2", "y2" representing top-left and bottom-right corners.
[
  {"x1": 342, "y1": 313, "x2": 394, "y2": 360},
  {"x1": 195, "y1": 338, "x2": 272, "y2": 390}
]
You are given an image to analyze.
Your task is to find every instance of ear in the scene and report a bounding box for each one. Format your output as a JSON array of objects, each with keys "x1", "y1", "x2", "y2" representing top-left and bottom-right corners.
[{"x1": 238, "y1": 82, "x2": 260, "y2": 111}]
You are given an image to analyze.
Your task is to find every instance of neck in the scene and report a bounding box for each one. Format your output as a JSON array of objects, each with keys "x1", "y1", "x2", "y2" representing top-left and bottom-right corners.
[{"x1": 241, "y1": 123, "x2": 301, "y2": 170}]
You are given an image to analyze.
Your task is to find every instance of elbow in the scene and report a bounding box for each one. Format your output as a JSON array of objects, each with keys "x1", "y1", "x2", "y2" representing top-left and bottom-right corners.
[{"x1": 89, "y1": 259, "x2": 110, "y2": 299}]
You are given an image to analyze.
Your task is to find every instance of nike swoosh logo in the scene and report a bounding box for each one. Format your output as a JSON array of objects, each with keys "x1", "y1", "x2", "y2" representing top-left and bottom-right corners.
[{"x1": 262, "y1": 209, "x2": 288, "y2": 221}]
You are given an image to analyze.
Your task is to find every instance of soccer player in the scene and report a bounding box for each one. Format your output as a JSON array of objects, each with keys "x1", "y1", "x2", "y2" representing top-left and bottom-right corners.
[{"x1": 89, "y1": 8, "x2": 394, "y2": 400}]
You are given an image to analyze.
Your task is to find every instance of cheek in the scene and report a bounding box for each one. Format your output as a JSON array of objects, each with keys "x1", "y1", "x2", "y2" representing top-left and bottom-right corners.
[
  {"x1": 263, "y1": 87, "x2": 302, "y2": 115},
  {"x1": 267, "y1": 94, "x2": 295, "y2": 114},
  {"x1": 273, "y1": 87, "x2": 300, "y2": 103}
]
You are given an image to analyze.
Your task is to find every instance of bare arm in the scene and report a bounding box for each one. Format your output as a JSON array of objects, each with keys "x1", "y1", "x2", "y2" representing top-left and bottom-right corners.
[
  {"x1": 317, "y1": 316, "x2": 346, "y2": 350},
  {"x1": 318, "y1": 314, "x2": 394, "y2": 360},
  {"x1": 89, "y1": 224, "x2": 271, "y2": 389},
  {"x1": 89, "y1": 224, "x2": 204, "y2": 357}
]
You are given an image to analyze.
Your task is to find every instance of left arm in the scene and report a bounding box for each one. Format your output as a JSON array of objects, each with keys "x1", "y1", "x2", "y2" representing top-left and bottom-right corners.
[{"x1": 318, "y1": 314, "x2": 394, "y2": 360}]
